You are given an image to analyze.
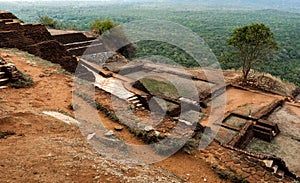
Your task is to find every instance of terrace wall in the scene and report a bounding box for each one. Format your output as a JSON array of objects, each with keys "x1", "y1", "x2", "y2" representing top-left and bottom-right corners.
[
  {"x1": 52, "y1": 33, "x2": 90, "y2": 44},
  {"x1": 0, "y1": 12, "x2": 78, "y2": 72}
]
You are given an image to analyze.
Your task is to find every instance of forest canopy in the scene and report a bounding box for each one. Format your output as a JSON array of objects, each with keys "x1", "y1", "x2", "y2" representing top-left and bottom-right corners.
[{"x1": 1, "y1": 1, "x2": 299, "y2": 86}]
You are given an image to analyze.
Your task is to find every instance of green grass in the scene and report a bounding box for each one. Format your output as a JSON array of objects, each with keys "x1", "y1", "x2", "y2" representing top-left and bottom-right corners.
[
  {"x1": 9, "y1": 70, "x2": 34, "y2": 88},
  {"x1": 140, "y1": 78, "x2": 179, "y2": 99},
  {"x1": 0, "y1": 48, "x2": 71, "y2": 76},
  {"x1": 58, "y1": 110, "x2": 74, "y2": 118},
  {"x1": 231, "y1": 175, "x2": 249, "y2": 183},
  {"x1": 0, "y1": 131, "x2": 15, "y2": 139}
]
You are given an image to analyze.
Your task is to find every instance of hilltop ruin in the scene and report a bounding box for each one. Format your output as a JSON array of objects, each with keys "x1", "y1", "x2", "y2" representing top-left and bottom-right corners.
[
  {"x1": 0, "y1": 10, "x2": 299, "y2": 182},
  {"x1": 0, "y1": 10, "x2": 78, "y2": 72}
]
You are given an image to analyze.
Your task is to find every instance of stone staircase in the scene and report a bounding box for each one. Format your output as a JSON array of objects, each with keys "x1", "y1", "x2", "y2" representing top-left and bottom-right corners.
[
  {"x1": 263, "y1": 159, "x2": 286, "y2": 179},
  {"x1": 51, "y1": 31, "x2": 105, "y2": 57},
  {"x1": 0, "y1": 64, "x2": 10, "y2": 89},
  {"x1": 253, "y1": 119, "x2": 280, "y2": 142},
  {"x1": 0, "y1": 70, "x2": 8, "y2": 89},
  {"x1": 67, "y1": 43, "x2": 105, "y2": 56},
  {"x1": 0, "y1": 57, "x2": 18, "y2": 89},
  {"x1": 127, "y1": 95, "x2": 146, "y2": 110}
]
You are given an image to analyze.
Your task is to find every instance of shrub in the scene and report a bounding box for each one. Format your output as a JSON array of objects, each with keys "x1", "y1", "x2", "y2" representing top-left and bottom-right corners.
[
  {"x1": 9, "y1": 71, "x2": 34, "y2": 88},
  {"x1": 231, "y1": 175, "x2": 249, "y2": 183}
]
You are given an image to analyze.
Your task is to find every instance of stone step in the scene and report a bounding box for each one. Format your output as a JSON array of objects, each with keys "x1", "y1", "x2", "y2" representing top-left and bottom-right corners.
[
  {"x1": 272, "y1": 164, "x2": 279, "y2": 173},
  {"x1": 136, "y1": 103, "x2": 143, "y2": 107},
  {"x1": 275, "y1": 169, "x2": 285, "y2": 179},
  {"x1": 253, "y1": 124, "x2": 272, "y2": 133},
  {"x1": 128, "y1": 96, "x2": 138, "y2": 101},
  {"x1": 179, "y1": 119, "x2": 193, "y2": 126},
  {"x1": 0, "y1": 86, "x2": 8, "y2": 89},
  {"x1": 131, "y1": 100, "x2": 140, "y2": 104},
  {"x1": 0, "y1": 78, "x2": 9, "y2": 83},
  {"x1": 67, "y1": 43, "x2": 105, "y2": 56},
  {"x1": 0, "y1": 71, "x2": 5, "y2": 75},
  {"x1": 64, "y1": 40, "x2": 102, "y2": 49}
]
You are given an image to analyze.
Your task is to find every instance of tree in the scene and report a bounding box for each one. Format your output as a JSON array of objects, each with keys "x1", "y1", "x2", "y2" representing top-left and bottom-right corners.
[
  {"x1": 90, "y1": 18, "x2": 116, "y2": 35},
  {"x1": 228, "y1": 23, "x2": 278, "y2": 82},
  {"x1": 38, "y1": 15, "x2": 57, "y2": 29}
]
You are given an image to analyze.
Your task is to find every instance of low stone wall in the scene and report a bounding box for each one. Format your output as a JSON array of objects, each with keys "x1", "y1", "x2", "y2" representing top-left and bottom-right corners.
[
  {"x1": 228, "y1": 121, "x2": 254, "y2": 149},
  {"x1": 199, "y1": 141, "x2": 297, "y2": 182},
  {"x1": 0, "y1": 30, "x2": 23, "y2": 48},
  {"x1": 0, "y1": 12, "x2": 78, "y2": 73},
  {"x1": 25, "y1": 40, "x2": 77, "y2": 72},
  {"x1": 0, "y1": 23, "x2": 52, "y2": 48},
  {"x1": 221, "y1": 143, "x2": 299, "y2": 181}
]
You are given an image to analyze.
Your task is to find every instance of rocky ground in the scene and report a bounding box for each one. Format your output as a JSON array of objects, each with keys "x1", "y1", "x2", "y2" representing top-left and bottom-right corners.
[
  {"x1": 0, "y1": 49, "x2": 297, "y2": 183},
  {"x1": 0, "y1": 49, "x2": 230, "y2": 183}
]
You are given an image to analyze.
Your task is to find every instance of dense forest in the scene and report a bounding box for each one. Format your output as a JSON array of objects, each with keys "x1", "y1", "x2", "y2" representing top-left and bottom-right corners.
[{"x1": 1, "y1": 1, "x2": 300, "y2": 86}]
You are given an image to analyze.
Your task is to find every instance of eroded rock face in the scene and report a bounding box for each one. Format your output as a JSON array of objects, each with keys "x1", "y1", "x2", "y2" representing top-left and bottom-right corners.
[
  {"x1": 24, "y1": 40, "x2": 77, "y2": 73},
  {"x1": 0, "y1": 11, "x2": 78, "y2": 73},
  {"x1": 0, "y1": 11, "x2": 18, "y2": 19}
]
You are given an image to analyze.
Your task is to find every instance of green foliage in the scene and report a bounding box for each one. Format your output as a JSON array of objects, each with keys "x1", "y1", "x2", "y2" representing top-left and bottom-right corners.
[
  {"x1": 90, "y1": 18, "x2": 116, "y2": 35},
  {"x1": 139, "y1": 78, "x2": 179, "y2": 99},
  {"x1": 0, "y1": 131, "x2": 15, "y2": 139},
  {"x1": 227, "y1": 23, "x2": 278, "y2": 82},
  {"x1": 231, "y1": 175, "x2": 249, "y2": 183},
  {"x1": 2, "y1": 2, "x2": 300, "y2": 86},
  {"x1": 38, "y1": 15, "x2": 57, "y2": 28},
  {"x1": 153, "y1": 138, "x2": 185, "y2": 155},
  {"x1": 136, "y1": 40, "x2": 197, "y2": 67},
  {"x1": 9, "y1": 71, "x2": 34, "y2": 88},
  {"x1": 215, "y1": 170, "x2": 229, "y2": 179},
  {"x1": 58, "y1": 110, "x2": 74, "y2": 118}
]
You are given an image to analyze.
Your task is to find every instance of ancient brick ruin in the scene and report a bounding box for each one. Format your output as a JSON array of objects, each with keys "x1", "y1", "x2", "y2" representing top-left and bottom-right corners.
[
  {"x1": 0, "y1": 56, "x2": 31, "y2": 89},
  {"x1": 0, "y1": 11, "x2": 78, "y2": 72},
  {"x1": 75, "y1": 45, "x2": 300, "y2": 180},
  {"x1": 1, "y1": 10, "x2": 299, "y2": 182},
  {"x1": 76, "y1": 54, "x2": 300, "y2": 181},
  {"x1": 0, "y1": 56, "x2": 14, "y2": 89}
]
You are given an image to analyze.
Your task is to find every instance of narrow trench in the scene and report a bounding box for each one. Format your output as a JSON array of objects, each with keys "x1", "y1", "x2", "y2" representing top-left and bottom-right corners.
[{"x1": 97, "y1": 110, "x2": 145, "y2": 145}]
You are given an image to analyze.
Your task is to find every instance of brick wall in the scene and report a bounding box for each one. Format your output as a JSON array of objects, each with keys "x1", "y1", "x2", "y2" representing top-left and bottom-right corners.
[
  {"x1": 0, "y1": 12, "x2": 78, "y2": 72},
  {"x1": 0, "y1": 11, "x2": 17, "y2": 19}
]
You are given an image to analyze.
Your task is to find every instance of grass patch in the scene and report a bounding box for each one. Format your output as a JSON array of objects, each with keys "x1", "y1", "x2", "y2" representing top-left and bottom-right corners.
[
  {"x1": 213, "y1": 168, "x2": 249, "y2": 183},
  {"x1": 215, "y1": 170, "x2": 229, "y2": 179},
  {"x1": 224, "y1": 116, "x2": 247, "y2": 129},
  {"x1": 1, "y1": 48, "x2": 71, "y2": 75},
  {"x1": 0, "y1": 131, "x2": 15, "y2": 139},
  {"x1": 9, "y1": 71, "x2": 34, "y2": 88},
  {"x1": 231, "y1": 175, "x2": 249, "y2": 183},
  {"x1": 140, "y1": 78, "x2": 179, "y2": 99},
  {"x1": 153, "y1": 138, "x2": 185, "y2": 154},
  {"x1": 246, "y1": 138, "x2": 279, "y2": 154},
  {"x1": 58, "y1": 110, "x2": 74, "y2": 118}
]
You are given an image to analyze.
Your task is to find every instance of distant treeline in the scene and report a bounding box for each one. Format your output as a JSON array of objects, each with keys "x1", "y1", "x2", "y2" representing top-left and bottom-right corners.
[{"x1": 2, "y1": 1, "x2": 300, "y2": 86}]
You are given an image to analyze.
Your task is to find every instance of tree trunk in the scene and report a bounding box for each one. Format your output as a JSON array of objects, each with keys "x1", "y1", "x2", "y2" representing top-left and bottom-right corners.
[{"x1": 242, "y1": 59, "x2": 251, "y2": 84}]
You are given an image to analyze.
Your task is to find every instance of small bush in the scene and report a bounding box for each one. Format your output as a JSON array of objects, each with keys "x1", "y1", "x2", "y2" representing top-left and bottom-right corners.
[
  {"x1": 231, "y1": 175, "x2": 249, "y2": 183},
  {"x1": 0, "y1": 131, "x2": 15, "y2": 139},
  {"x1": 216, "y1": 170, "x2": 229, "y2": 179},
  {"x1": 9, "y1": 71, "x2": 34, "y2": 88}
]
